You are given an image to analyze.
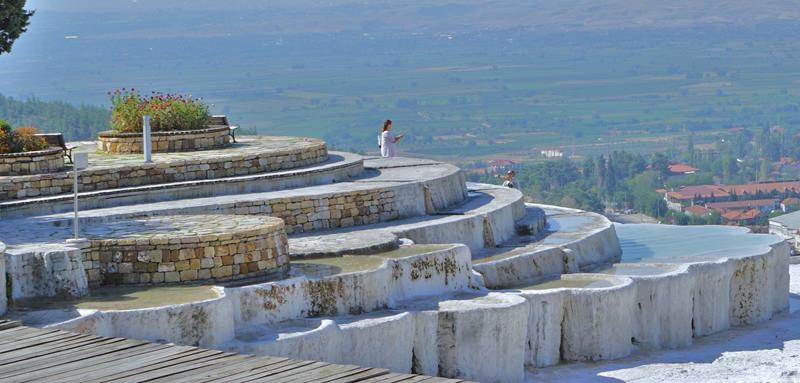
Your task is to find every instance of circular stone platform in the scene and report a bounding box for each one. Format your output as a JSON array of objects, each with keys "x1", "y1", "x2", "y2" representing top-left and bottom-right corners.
[
  {"x1": 97, "y1": 126, "x2": 232, "y2": 154},
  {"x1": 0, "y1": 136, "x2": 328, "y2": 201},
  {"x1": 82, "y1": 214, "x2": 290, "y2": 285}
]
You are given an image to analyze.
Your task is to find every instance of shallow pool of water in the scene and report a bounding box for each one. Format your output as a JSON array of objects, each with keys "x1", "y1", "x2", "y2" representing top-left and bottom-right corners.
[
  {"x1": 15, "y1": 285, "x2": 220, "y2": 311},
  {"x1": 616, "y1": 224, "x2": 781, "y2": 262},
  {"x1": 514, "y1": 278, "x2": 615, "y2": 291},
  {"x1": 547, "y1": 215, "x2": 599, "y2": 232},
  {"x1": 593, "y1": 264, "x2": 679, "y2": 276}
]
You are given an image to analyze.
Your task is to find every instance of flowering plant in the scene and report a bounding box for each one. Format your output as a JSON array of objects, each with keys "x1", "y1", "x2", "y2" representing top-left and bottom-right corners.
[
  {"x1": 109, "y1": 89, "x2": 210, "y2": 133},
  {"x1": 0, "y1": 120, "x2": 47, "y2": 154}
]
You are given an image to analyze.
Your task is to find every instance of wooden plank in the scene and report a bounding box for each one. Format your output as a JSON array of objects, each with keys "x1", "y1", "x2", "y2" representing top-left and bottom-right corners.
[
  {"x1": 312, "y1": 367, "x2": 379, "y2": 383},
  {"x1": 139, "y1": 354, "x2": 254, "y2": 383},
  {"x1": 0, "y1": 332, "x2": 90, "y2": 355},
  {"x1": 0, "y1": 338, "x2": 127, "y2": 374},
  {"x1": 0, "y1": 320, "x2": 22, "y2": 331},
  {"x1": 269, "y1": 362, "x2": 362, "y2": 383},
  {"x1": 0, "y1": 325, "x2": 454, "y2": 383},
  {"x1": 60, "y1": 345, "x2": 222, "y2": 383},
  {"x1": 3, "y1": 339, "x2": 150, "y2": 382},
  {"x1": 163, "y1": 355, "x2": 289, "y2": 383},
  {"x1": 238, "y1": 361, "x2": 329, "y2": 382},
  {"x1": 100, "y1": 351, "x2": 237, "y2": 382},
  {"x1": 0, "y1": 335, "x2": 116, "y2": 366},
  {"x1": 19, "y1": 341, "x2": 169, "y2": 381},
  {"x1": 229, "y1": 359, "x2": 319, "y2": 383},
  {"x1": 0, "y1": 328, "x2": 65, "y2": 346},
  {"x1": 92, "y1": 348, "x2": 222, "y2": 382},
  {"x1": 207, "y1": 358, "x2": 309, "y2": 383},
  {"x1": 319, "y1": 368, "x2": 391, "y2": 383},
  {"x1": 356, "y1": 372, "x2": 422, "y2": 383}
]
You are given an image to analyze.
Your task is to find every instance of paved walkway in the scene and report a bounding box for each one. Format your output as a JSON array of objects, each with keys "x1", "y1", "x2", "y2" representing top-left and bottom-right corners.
[
  {"x1": 71, "y1": 136, "x2": 324, "y2": 169},
  {"x1": 0, "y1": 320, "x2": 470, "y2": 383}
]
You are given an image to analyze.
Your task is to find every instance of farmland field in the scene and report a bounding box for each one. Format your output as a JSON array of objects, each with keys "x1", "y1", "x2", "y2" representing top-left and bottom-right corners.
[{"x1": 2, "y1": 2, "x2": 799, "y2": 162}]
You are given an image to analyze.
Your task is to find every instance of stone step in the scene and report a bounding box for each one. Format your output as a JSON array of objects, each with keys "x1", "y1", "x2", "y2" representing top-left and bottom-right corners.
[
  {"x1": 0, "y1": 158, "x2": 469, "y2": 253},
  {"x1": 0, "y1": 151, "x2": 363, "y2": 218},
  {"x1": 0, "y1": 136, "x2": 330, "y2": 203},
  {"x1": 288, "y1": 183, "x2": 526, "y2": 257}
]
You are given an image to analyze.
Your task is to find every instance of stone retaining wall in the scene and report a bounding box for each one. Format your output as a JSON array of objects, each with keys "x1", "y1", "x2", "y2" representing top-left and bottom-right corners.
[
  {"x1": 204, "y1": 188, "x2": 399, "y2": 235},
  {"x1": 0, "y1": 147, "x2": 64, "y2": 176},
  {"x1": 0, "y1": 140, "x2": 328, "y2": 201},
  {"x1": 83, "y1": 221, "x2": 289, "y2": 285},
  {"x1": 97, "y1": 126, "x2": 230, "y2": 153}
]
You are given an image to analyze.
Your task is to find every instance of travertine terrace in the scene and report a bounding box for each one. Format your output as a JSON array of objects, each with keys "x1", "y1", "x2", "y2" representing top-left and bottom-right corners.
[{"x1": 0, "y1": 135, "x2": 789, "y2": 382}]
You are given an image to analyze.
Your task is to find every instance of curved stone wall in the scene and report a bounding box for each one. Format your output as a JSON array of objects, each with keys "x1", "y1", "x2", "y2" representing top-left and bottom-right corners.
[
  {"x1": 46, "y1": 245, "x2": 473, "y2": 344},
  {"x1": 0, "y1": 147, "x2": 64, "y2": 176},
  {"x1": 473, "y1": 204, "x2": 622, "y2": 288},
  {"x1": 0, "y1": 136, "x2": 328, "y2": 202},
  {"x1": 97, "y1": 126, "x2": 230, "y2": 153},
  {"x1": 30, "y1": 226, "x2": 792, "y2": 383},
  {"x1": 82, "y1": 215, "x2": 289, "y2": 285}
]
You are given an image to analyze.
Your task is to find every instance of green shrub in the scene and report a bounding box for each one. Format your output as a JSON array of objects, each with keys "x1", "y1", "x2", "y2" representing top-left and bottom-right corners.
[{"x1": 109, "y1": 89, "x2": 210, "y2": 133}]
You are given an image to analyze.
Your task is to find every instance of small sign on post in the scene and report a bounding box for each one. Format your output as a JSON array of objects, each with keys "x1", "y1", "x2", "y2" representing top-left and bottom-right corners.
[
  {"x1": 143, "y1": 115, "x2": 153, "y2": 163},
  {"x1": 72, "y1": 152, "x2": 89, "y2": 240}
]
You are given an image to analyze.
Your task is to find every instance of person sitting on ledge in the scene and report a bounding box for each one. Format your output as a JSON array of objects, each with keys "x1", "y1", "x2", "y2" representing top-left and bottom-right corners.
[
  {"x1": 496, "y1": 170, "x2": 518, "y2": 189},
  {"x1": 379, "y1": 119, "x2": 404, "y2": 158}
]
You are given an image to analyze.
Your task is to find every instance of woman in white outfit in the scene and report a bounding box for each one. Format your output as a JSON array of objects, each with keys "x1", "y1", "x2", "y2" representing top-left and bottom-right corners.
[{"x1": 379, "y1": 119, "x2": 403, "y2": 157}]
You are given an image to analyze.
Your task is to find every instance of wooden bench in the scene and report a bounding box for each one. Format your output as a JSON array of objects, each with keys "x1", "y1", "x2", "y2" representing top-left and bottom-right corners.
[
  {"x1": 208, "y1": 115, "x2": 239, "y2": 143},
  {"x1": 35, "y1": 133, "x2": 77, "y2": 163}
]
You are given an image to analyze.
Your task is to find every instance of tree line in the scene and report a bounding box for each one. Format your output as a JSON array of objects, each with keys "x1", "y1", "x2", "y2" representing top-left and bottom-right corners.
[{"x1": 0, "y1": 93, "x2": 110, "y2": 140}]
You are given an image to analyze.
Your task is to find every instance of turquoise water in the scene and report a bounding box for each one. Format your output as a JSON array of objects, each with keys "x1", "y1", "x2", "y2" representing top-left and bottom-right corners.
[
  {"x1": 616, "y1": 224, "x2": 782, "y2": 262},
  {"x1": 546, "y1": 215, "x2": 597, "y2": 232}
]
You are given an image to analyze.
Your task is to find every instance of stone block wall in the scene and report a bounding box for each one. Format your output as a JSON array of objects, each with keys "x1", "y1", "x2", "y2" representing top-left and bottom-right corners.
[
  {"x1": 0, "y1": 143, "x2": 328, "y2": 201},
  {"x1": 0, "y1": 148, "x2": 64, "y2": 176},
  {"x1": 97, "y1": 126, "x2": 230, "y2": 154},
  {"x1": 164, "y1": 188, "x2": 399, "y2": 235},
  {"x1": 83, "y1": 223, "x2": 289, "y2": 285}
]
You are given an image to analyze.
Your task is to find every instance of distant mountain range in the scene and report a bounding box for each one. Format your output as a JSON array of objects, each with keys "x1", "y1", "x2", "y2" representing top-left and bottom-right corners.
[{"x1": 26, "y1": 0, "x2": 800, "y2": 36}]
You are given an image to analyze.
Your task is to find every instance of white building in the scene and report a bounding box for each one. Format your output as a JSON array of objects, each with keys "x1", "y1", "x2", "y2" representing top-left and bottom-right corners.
[{"x1": 540, "y1": 149, "x2": 564, "y2": 159}]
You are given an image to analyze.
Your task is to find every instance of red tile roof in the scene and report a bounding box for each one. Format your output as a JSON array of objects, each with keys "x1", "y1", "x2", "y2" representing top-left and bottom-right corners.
[
  {"x1": 705, "y1": 199, "x2": 777, "y2": 211},
  {"x1": 666, "y1": 185, "x2": 730, "y2": 200},
  {"x1": 668, "y1": 164, "x2": 699, "y2": 174},
  {"x1": 724, "y1": 181, "x2": 800, "y2": 196},
  {"x1": 721, "y1": 208, "x2": 761, "y2": 222}
]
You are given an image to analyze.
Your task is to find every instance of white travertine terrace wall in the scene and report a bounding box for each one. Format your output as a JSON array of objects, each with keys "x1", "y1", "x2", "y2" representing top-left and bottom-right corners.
[
  {"x1": 474, "y1": 246, "x2": 577, "y2": 289},
  {"x1": 395, "y1": 185, "x2": 526, "y2": 253},
  {"x1": 474, "y1": 203, "x2": 622, "y2": 289},
  {"x1": 609, "y1": 264, "x2": 695, "y2": 350},
  {"x1": 47, "y1": 246, "x2": 472, "y2": 343},
  {"x1": 24, "y1": 207, "x2": 791, "y2": 383},
  {"x1": 228, "y1": 245, "x2": 472, "y2": 326},
  {"x1": 512, "y1": 274, "x2": 636, "y2": 366},
  {"x1": 4, "y1": 245, "x2": 89, "y2": 301},
  {"x1": 54, "y1": 289, "x2": 234, "y2": 348}
]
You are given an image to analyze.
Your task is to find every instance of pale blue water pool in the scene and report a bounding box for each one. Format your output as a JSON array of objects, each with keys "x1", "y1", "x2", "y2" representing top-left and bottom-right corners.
[{"x1": 616, "y1": 224, "x2": 782, "y2": 262}]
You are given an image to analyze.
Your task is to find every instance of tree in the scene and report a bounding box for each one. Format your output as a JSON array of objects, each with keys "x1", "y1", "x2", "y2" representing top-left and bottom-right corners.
[{"x1": 0, "y1": 0, "x2": 34, "y2": 55}]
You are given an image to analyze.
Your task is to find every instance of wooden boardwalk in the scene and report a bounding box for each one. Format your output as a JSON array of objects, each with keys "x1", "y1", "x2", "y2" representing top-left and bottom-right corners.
[{"x1": 0, "y1": 320, "x2": 472, "y2": 383}]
